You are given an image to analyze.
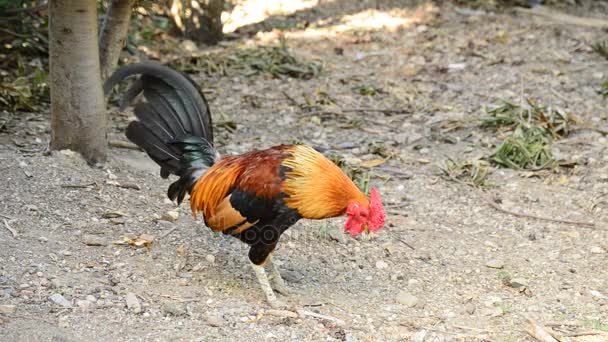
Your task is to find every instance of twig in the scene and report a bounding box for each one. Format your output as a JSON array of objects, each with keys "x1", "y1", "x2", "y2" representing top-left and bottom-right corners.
[
  {"x1": 297, "y1": 309, "x2": 346, "y2": 327},
  {"x1": 544, "y1": 321, "x2": 582, "y2": 327},
  {"x1": 563, "y1": 331, "x2": 608, "y2": 337},
  {"x1": 61, "y1": 182, "x2": 96, "y2": 189},
  {"x1": 159, "y1": 294, "x2": 201, "y2": 302},
  {"x1": 109, "y1": 140, "x2": 141, "y2": 150},
  {"x1": 550, "y1": 88, "x2": 568, "y2": 102},
  {"x1": 398, "y1": 238, "x2": 415, "y2": 250},
  {"x1": 106, "y1": 180, "x2": 141, "y2": 190},
  {"x1": 515, "y1": 6, "x2": 608, "y2": 29},
  {"x1": 3, "y1": 3, "x2": 48, "y2": 14},
  {"x1": 385, "y1": 202, "x2": 409, "y2": 209},
  {"x1": 446, "y1": 174, "x2": 596, "y2": 228},
  {"x1": 0, "y1": 213, "x2": 13, "y2": 220},
  {"x1": 341, "y1": 107, "x2": 409, "y2": 114},
  {"x1": 452, "y1": 325, "x2": 495, "y2": 333},
  {"x1": 3, "y1": 219, "x2": 17, "y2": 238},
  {"x1": 281, "y1": 90, "x2": 300, "y2": 106},
  {"x1": 0, "y1": 28, "x2": 33, "y2": 39},
  {"x1": 159, "y1": 226, "x2": 179, "y2": 239},
  {"x1": 525, "y1": 317, "x2": 560, "y2": 342}
]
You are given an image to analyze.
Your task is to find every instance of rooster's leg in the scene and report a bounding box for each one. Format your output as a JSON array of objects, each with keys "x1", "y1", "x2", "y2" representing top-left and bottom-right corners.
[
  {"x1": 250, "y1": 261, "x2": 287, "y2": 309},
  {"x1": 266, "y1": 254, "x2": 292, "y2": 295}
]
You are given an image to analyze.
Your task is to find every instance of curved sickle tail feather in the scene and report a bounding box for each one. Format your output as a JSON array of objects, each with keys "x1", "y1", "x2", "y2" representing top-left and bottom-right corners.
[{"x1": 104, "y1": 62, "x2": 219, "y2": 204}]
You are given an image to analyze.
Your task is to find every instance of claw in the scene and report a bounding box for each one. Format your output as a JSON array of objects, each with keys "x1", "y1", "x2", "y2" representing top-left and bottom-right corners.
[{"x1": 266, "y1": 255, "x2": 297, "y2": 296}]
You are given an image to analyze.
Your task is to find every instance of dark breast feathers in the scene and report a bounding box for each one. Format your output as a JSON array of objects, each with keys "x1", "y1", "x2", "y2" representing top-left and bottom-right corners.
[{"x1": 189, "y1": 145, "x2": 301, "y2": 264}]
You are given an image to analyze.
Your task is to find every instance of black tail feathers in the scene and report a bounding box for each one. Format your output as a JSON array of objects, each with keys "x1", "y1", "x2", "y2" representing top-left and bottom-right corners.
[{"x1": 104, "y1": 62, "x2": 218, "y2": 203}]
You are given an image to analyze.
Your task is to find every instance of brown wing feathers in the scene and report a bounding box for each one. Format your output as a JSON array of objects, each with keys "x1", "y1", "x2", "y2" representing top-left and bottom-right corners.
[{"x1": 189, "y1": 146, "x2": 292, "y2": 233}]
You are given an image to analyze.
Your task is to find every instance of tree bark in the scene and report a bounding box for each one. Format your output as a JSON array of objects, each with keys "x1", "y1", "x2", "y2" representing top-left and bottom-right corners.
[
  {"x1": 99, "y1": 0, "x2": 134, "y2": 80},
  {"x1": 49, "y1": 0, "x2": 107, "y2": 164},
  {"x1": 169, "y1": 0, "x2": 224, "y2": 45}
]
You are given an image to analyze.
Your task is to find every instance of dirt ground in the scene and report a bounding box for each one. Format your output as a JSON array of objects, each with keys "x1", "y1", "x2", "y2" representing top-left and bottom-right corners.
[{"x1": 1, "y1": 1, "x2": 608, "y2": 341}]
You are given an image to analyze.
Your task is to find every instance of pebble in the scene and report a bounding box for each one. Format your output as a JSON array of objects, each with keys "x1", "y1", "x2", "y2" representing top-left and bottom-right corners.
[
  {"x1": 485, "y1": 259, "x2": 505, "y2": 269},
  {"x1": 49, "y1": 293, "x2": 72, "y2": 308},
  {"x1": 590, "y1": 246, "x2": 606, "y2": 254},
  {"x1": 266, "y1": 309, "x2": 298, "y2": 318},
  {"x1": 508, "y1": 278, "x2": 528, "y2": 288},
  {"x1": 82, "y1": 234, "x2": 107, "y2": 246},
  {"x1": 395, "y1": 291, "x2": 418, "y2": 307},
  {"x1": 327, "y1": 226, "x2": 346, "y2": 243},
  {"x1": 0, "y1": 305, "x2": 16, "y2": 314},
  {"x1": 204, "y1": 312, "x2": 225, "y2": 327},
  {"x1": 160, "y1": 210, "x2": 179, "y2": 222},
  {"x1": 76, "y1": 300, "x2": 92, "y2": 310},
  {"x1": 465, "y1": 303, "x2": 476, "y2": 314},
  {"x1": 375, "y1": 261, "x2": 388, "y2": 269},
  {"x1": 86, "y1": 295, "x2": 97, "y2": 303},
  {"x1": 205, "y1": 254, "x2": 216, "y2": 264},
  {"x1": 125, "y1": 292, "x2": 141, "y2": 313},
  {"x1": 281, "y1": 270, "x2": 304, "y2": 284},
  {"x1": 162, "y1": 301, "x2": 187, "y2": 316}
]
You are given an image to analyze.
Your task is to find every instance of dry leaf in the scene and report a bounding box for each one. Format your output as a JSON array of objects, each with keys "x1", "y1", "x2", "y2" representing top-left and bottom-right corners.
[
  {"x1": 113, "y1": 234, "x2": 155, "y2": 248},
  {"x1": 176, "y1": 245, "x2": 187, "y2": 255},
  {"x1": 557, "y1": 175, "x2": 569, "y2": 185},
  {"x1": 360, "y1": 159, "x2": 386, "y2": 167},
  {"x1": 102, "y1": 210, "x2": 127, "y2": 219}
]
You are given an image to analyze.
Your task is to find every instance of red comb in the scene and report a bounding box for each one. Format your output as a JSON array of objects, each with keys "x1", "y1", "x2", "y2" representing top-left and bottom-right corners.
[{"x1": 368, "y1": 187, "x2": 385, "y2": 231}]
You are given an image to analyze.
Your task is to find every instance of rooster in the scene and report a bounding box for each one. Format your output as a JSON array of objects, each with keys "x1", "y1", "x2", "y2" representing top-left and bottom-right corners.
[{"x1": 104, "y1": 62, "x2": 386, "y2": 308}]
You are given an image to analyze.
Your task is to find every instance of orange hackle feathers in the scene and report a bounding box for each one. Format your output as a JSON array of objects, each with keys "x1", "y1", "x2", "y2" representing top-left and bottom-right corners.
[
  {"x1": 281, "y1": 145, "x2": 368, "y2": 219},
  {"x1": 190, "y1": 157, "x2": 243, "y2": 224}
]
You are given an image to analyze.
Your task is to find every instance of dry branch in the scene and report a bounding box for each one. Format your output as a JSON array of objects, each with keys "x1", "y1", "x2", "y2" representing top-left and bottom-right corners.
[
  {"x1": 99, "y1": 0, "x2": 134, "y2": 80},
  {"x1": 515, "y1": 6, "x2": 608, "y2": 29},
  {"x1": 109, "y1": 140, "x2": 141, "y2": 150},
  {"x1": 446, "y1": 175, "x2": 596, "y2": 228},
  {"x1": 525, "y1": 317, "x2": 560, "y2": 342}
]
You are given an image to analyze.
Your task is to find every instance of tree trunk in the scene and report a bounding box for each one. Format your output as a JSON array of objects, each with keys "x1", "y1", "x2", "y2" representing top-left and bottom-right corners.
[
  {"x1": 49, "y1": 0, "x2": 107, "y2": 164},
  {"x1": 169, "y1": 0, "x2": 224, "y2": 45},
  {"x1": 99, "y1": 0, "x2": 134, "y2": 81}
]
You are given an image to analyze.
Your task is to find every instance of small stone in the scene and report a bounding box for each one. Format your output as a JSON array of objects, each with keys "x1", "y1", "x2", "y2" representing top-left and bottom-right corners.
[
  {"x1": 205, "y1": 254, "x2": 215, "y2": 264},
  {"x1": 508, "y1": 278, "x2": 528, "y2": 288},
  {"x1": 266, "y1": 309, "x2": 298, "y2": 318},
  {"x1": 86, "y1": 295, "x2": 97, "y2": 303},
  {"x1": 39, "y1": 278, "x2": 50, "y2": 287},
  {"x1": 58, "y1": 316, "x2": 69, "y2": 328},
  {"x1": 0, "y1": 305, "x2": 16, "y2": 314},
  {"x1": 76, "y1": 300, "x2": 92, "y2": 310},
  {"x1": 396, "y1": 291, "x2": 418, "y2": 307},
  {"x1": 465, "y1": 303, "x2": 476, "y2": 314},
  {"x1": 49, "y1": 293, "x2": 72, "y2": 308},
  {"x1": 376, "y1": 260, "x2": 388, "y2": 269},
  {"x1": 485, "y1": 259, "x2": 505, "y2": 269},
  {"x1": 160, "y1": 210, "x2": 179, "y2": 222},
  {"x1": 162, "y1": 301, "x2": 187, "y2": 316},
  {"x1": 281, "y1": 270, "x2": 304, "y2": 284},
  {"x1": 326, "y1": 226, "x2": 346, "y2": 243},
  {"x1": 590, "y1": 246, "x2": 606, "y2": 254},
  {"x1": 82, "y1": 234, "x2": 107, "y2": 246},
  {"x1": 125, "y1": 292, "x2": 141, "y2": 313},
  {"x1": 205, "y1": 314, "x2": 225, "y2": 327}
]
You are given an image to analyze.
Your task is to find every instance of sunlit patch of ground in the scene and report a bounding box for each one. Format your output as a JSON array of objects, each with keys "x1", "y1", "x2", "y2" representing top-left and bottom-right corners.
[{"x1": 223, "y1": 0, "x2": 319, "y2": 33}]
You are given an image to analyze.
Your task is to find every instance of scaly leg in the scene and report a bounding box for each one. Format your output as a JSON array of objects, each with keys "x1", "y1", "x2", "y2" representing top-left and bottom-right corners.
[
  {"x1": 266, "y1": 254, "x2": 292, "y2": 295},
  {"x1": 250, "y1": 261, "x2": 287, "y2": 309}
]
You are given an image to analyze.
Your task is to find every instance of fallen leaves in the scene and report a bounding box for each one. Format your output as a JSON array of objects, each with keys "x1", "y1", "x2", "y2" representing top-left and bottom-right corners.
[{"x1": 113, "y1": 234, "x2": 155, "y2": 248}]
